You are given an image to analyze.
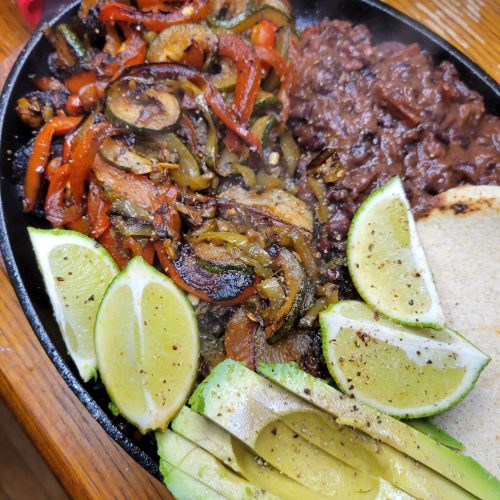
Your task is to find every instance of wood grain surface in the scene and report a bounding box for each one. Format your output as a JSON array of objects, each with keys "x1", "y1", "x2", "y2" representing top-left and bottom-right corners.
[{"x1": 0, "y1": 0, "x2": 498, "y2": 498}]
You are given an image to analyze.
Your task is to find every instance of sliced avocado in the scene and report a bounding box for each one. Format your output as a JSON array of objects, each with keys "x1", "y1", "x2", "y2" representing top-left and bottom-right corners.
[
  {"x1": 171, "y1": 406, "x2": 241, "y2": 472},
  {"x1": 406, "y1": 419, "x2": 464, "y2": 451},
  {"x1": 159, "y1": 460, "x2": 225, "y2": 500},
  {"x1": 259, "y1": 362, "x2": 500, "y2": 500},
  {"x1": 190, "y1": 361, "x2": 409, "y2": 499},
  {"x1": 172, "y1": 406, "x2": 324, "y2": 499},
  {"x1": 191, "y1": 360, "x2": 470, "y2": 499},
  {"x1": 230, "y1": 438, "x2": 327, "y2": 500},
  {"x1": 156, "y1": 429, "x2": 277, "y2": 499}
]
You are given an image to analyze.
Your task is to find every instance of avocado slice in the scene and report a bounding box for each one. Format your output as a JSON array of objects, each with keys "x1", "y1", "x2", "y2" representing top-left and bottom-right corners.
[
  {"x1": 406, "y1": 419, "x2": 464, "y2": 451},
  {"x1": 172, "y1": 406, "x2": 241, "y2": 472},
  {"x1": 259, "y1": 362, "x2": 500, "y2": 500},
  {"x1": 172, "y1": 406, "x2": 325, "y2": 499},
  {"x1": 156, "y1": 429, "x2": 278, "y2": 499},
  {"x1": 159, "y1": 461, "x2": 225, "y2": 500},
  {"x1": 191, "y1": 360, "x2": 471, "y2": 499},
  {"x1": 190, "y1": 361, "x2": 413, "y2": 499}
]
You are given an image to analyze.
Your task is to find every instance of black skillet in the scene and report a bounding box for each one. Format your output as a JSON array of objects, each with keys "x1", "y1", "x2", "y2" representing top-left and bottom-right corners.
[{"x1": 0, "y1": 0, "x2": 499, "y2": 480}]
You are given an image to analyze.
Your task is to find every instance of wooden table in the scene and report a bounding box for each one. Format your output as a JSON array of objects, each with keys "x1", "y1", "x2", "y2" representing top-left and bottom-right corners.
[{"x1": 0, "y1": 0, "x2": 498, "y2": 497}]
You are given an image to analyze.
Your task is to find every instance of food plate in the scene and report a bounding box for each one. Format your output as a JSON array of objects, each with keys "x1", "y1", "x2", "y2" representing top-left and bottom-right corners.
[{"x1": 0, "y1": 0, "x2": 498, "y2": 479}]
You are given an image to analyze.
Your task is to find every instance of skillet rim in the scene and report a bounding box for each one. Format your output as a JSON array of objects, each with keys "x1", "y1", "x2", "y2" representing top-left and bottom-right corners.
[{"x1": 0, "y1": 0, "x2": 498, "y2": 481}]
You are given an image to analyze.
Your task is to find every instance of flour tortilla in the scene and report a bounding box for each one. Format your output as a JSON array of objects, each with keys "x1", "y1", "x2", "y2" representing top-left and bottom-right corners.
[{"x1": 416, "y1": 185, "x2": 500, "y2": 477}]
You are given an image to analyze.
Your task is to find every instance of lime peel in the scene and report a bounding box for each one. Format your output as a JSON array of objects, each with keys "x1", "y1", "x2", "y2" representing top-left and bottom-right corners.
[
  {"x1": 347, "y1": 176, "x2": 444, "y2": 329},
  {"x1": 321, "y1": 301, "x2": 490, "y2": 418}
]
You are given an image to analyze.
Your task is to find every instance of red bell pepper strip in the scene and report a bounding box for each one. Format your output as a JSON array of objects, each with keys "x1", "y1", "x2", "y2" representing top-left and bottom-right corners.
[
  {"x1": 204, "y1": 85, "x2": 261, "y2": 154},
  {"x1": 181, "y1": 42, "x2": 204, "y2": 71},
  {"x1": 119, "y1": 24, "x2": 147, "y2": 67},
  {"x1": 99, "y1": 1, "x2": 210, "y2": 32},
  {"x1": 45, "y1": 157, "x2": 62, "y2": 182},
  {"x1": 123, "y1": 236, "x2": 144, "y2": 257},
  {"x1": 255, "y1": 45, "x2": 291, "y2": 122},
  {"x1": 44, "y1": 163, "x2": 85, "y2": 227},
  {"x1": 218, "y1": 34, "x2": 262, "y2": 124},
  {"x1": 251, "y1": 19, "x2": 278, "y2": 49},
  {"x1": 102, "y1": 24, "x2": 148, "y2": 80},
  {"x1": 123, "y1": 63, "x2": 262, "y2": 153},
  {"x1": 103, "y1": 24, "x2": 121, "y2": 56},
  {"x1": 224, "y1": 307, "x2": 258, "y2": 371},
  {"x1": 65, "y1": 70, "x2": 97, "y2": 95},
  {"x1": 69, "y1": 122, "x2": 114, "y2": 203},
  {"x1": 92, "y1": 155, "x2": 159, "y2": 213},
  {"x1": 136, "y1": 0, "x2": 173, "y2": 8},
  {"x1": 124, "y1": 237, "x2": 156, "y2": 265},
  {"x1": 141, "y1": 241, "x2": 155, "y2": 265},
  {"x1": 66, "y1": 94, "x2": 83, "y2": 115},
  {"x1": 67, "y1": 215, "x2": 91, "y2": 235},
  {"x1": 33, "y1": 76, "x2": 65, "y2": 92},
  {"x1": 154, "y1": 241, "x2": 260, "y2": 306},
  {"x1": 87, "y1": 179, "x2": 111, "y2": 238},
  {"x1": 99, "y1": 227, "x2": 130, "y2": 269},
  {"x1": 23, "y1": 116, "x2": 82, "y2": 212},
  {"x1": 223, "y1": 131, "x2": 243, "y2": 155}
]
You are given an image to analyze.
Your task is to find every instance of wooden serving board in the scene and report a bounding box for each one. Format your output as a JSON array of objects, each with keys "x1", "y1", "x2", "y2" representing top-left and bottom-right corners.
[{"x1": 0, "y1": 1, "x2": 498, "y2": 497}]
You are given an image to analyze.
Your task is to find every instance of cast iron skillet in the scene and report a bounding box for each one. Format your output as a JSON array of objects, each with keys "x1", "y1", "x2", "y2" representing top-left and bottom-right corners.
[{"x1": 0, "y1": 0, "x2": 499, "y2": 480}]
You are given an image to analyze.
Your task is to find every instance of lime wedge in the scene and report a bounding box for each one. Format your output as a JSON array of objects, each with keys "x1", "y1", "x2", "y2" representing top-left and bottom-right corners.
[
  {"x1": 95, "y1": 257, "x2": 199, "y2": 432},
  {"x1": 28, "y1": 228, "x2": 119, "y2": 382},
  {"x1": 320, "y1": 301, "x2": 490, "y2": 418},
  {"x1": 347, "y1": 176, "x2": 444, "y2": 329}
]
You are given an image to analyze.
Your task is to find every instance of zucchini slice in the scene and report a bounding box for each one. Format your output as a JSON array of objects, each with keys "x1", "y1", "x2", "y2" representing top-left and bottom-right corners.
[
  {"x1": 253, "y1": 91, "x2": 282, "y2": 114},
  {"x1": 56, "y1": 24, "x2": 87, "y2": 63},
  {"x1": 209, "y1": 0, "x2": 250, "y2": 18},
  {"x1": 173, "y1": 244, "x2": 256, "y2": 303},
  {"x1": 250, "y1": 115, "x2": 276, "y2": 146},
  {"x1": 211, "y1": 58, "x2": 237, "y2": 92},
  {"x1": 163, "y1": 133, "x2": 213, "y2": 191},
  {"x1": 266, "y1": 248, "x2": 307, "y2": 343},
  {"x1": 147, "y1": 23, "x2": 218, "y2": 67},
  {"x1": 105, "y1": 78, "x2": 180, "y2": 134},
  {"x1": 99, "y1": 136, "x2": 154, "y2": 175},
  {"x1": 209, "y1": 4, "x2": 291, "y2": 32},
  {"x1": 193, "y1": 241, "x2": 255, "y2": 275}
]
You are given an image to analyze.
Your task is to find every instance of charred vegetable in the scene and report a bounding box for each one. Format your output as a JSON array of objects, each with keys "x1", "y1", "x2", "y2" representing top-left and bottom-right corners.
[
  {"x1": 16, "y1": 90, "x2": 69, "y2": 128},
  {"x1": 159, "y1": 243, "x2": 258, "y2": 304},
  {"x1": 250, "y1": 114, "x2": 276, "y2": 146},
  {"x1": 44, "y1": 23, "x2": 88, "y2": 69},
  {"x1": 105, "y1": 78, "x2": 181, "y2": 133},
  {"x1": 253, "y1": 91, "x2": 282, "y2": 114},
  {"x1": 162, "y1": 133, "x2": 213, "y2": 191},
  {"x1": 56, "y1": 24, "x2": 88, "y2": 63},
  {"x1": 147, "y1": 23, "x2": 218, "y2": 69},
  {"x1": 200, "y1": 332, "x2": 226, "y2": 375},
  {"x1": 209, "y1": 3, "x2": 291, "y2": 32},
  {"x1": 265, "y1": 247, "x2": 307, "y2": 343},
  {"x1": 224, "y1": 307, "x2": 258, "y2": 370},
  {"x1": 193, "y1": 241, "x2": 255, "y2": 275},
  {"x1": 99, "y1": 136, "x2": 154, "y2": 174},
  {"x1": 211, "y1": 58, "x2": 237, "y2": 92},
  {"x1": 221, "y1": 185, "x2": 314, "y2": 232}
]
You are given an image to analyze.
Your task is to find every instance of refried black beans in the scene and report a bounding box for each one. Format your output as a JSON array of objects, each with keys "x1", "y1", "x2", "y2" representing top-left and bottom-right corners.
[{"x1": 289, "y1": 20, "x2": 500, "y2": 246}]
